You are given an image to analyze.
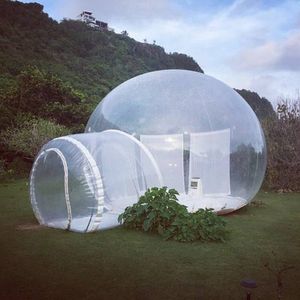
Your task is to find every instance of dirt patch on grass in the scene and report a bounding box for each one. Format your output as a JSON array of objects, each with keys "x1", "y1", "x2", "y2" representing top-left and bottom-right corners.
[{"x1": 17, "y1": 223, "x2": 44, "y2": 230}]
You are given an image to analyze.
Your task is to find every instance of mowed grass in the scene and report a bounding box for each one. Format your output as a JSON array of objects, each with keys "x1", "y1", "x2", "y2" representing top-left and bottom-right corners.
[{"x1": 0, "y1": 180, "x2": 299, "y2": 300}]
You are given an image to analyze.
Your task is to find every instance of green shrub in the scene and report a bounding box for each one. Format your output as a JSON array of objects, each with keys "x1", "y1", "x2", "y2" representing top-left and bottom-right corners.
[
  {"x1": 263, "y1": 98, "x2": 300, "y2": 191},
  {"x1": 1, "y1": 117, "x2": 70, "y2": 159},
  {"x1": 118, "y1": 187, "x2": 227, "y2": 242},
  {"x1": 0, "y1": 66, "x2": 92, "y2": 133}
]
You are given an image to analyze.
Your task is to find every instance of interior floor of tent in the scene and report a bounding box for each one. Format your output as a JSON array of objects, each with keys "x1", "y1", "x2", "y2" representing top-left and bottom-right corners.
[{"x1": 177, "y1": 194, "x2": 248, "y2": 215}]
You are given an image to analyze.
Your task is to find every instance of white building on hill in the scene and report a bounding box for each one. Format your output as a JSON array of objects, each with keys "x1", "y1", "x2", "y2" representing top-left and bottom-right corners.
[{"x1": 77, "y1": 11, "x2": 113, "y2": 31}]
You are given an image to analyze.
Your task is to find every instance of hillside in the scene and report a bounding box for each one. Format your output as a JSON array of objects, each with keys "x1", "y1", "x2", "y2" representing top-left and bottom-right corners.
[
  {"x1": 0, "y1": 0, "x2": 202, "y2": 102},
  {"x1": 235, "y1": 89, "x2": 275, "y2": 120},
  {"x1": 0, "y1": 1, "x2": 274, "y2": 113},
  {"x1": 0, "y1": 0, "x2": 275, "y2": 170}
]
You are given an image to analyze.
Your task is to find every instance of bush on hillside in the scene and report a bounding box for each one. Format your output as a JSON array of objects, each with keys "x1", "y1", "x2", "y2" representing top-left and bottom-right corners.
[
  {"x1": 1, "y1": 117, "x2": 70, "y2": 160},
  {"x1": 0, "y1": 66, "x2": 92, "y2": 132}
]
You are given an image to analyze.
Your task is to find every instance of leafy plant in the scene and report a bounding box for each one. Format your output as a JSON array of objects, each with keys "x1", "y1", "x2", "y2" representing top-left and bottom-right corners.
[
  {"x1": 118, "y1": 187, "x2": 227, "y2": 242},
  {"x1": 1, "y1": 117, "x2": 70, "y2": 160}
]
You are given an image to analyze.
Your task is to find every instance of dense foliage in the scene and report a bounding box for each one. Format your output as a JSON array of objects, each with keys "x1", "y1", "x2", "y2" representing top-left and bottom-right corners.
[
  {"x1": 0, "y1": 66, "x2": 90, "y2": 165},
  {"x1": 1, "y1": 117, "x2": 70, "y2": 160},
  {"x1": 118, "y1": 187, "x2": 227, "y2": 242},
  {"x1": 263, "y1": 99, "x2": 300, "y2": 191},
  {"x1": 0, "y1": 67, "x2": 91, "y2": 131}
]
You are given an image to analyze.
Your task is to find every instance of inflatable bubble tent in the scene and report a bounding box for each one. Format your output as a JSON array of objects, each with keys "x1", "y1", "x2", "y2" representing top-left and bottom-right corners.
[{"x1": 30, "y1": 70, "x2": 266, "y2": 232}]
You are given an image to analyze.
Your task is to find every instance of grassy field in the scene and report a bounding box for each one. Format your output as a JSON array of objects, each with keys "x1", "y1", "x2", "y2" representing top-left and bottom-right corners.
[{"x1": 0, "y1": 179, "x2": 299, "y2": 300}]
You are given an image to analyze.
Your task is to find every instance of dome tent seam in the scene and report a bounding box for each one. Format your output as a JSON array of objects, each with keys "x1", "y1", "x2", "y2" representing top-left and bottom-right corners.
[
  {"x1": 30, "y1": 150, "x2": 47, "y2": 225},
  {"x1": 55, "y1": 136, "x2": 104, "y2": 232},
  {"x1": 30, "y1": 148, "x2": 72, "y2": 229}
]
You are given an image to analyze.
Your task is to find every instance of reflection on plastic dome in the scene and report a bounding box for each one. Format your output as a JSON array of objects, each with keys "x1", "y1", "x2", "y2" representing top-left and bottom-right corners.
[{"x1": 86, "y1": 70, "x2": 267, "y2": 214}]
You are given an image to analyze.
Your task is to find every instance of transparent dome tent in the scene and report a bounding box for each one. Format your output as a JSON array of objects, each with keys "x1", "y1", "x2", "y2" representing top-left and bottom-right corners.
[
  {"x1": 86, "y1": 70, "x2": 267, "y2": 215},
  {"x1": 30, "y1": 130, "x2": 163, "y2": 232},
  {"x1": 30, "y1": 69, "x2": 267, "y2": 232}
]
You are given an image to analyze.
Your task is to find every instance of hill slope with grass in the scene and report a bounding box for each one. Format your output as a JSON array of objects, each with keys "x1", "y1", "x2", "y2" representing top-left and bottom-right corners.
[
  {"x1": 0, "y1": 0, "x2": 274, "y2": 115},
  {"x1": 0, "y1": 0, "x2": 202, "y2": 102}
]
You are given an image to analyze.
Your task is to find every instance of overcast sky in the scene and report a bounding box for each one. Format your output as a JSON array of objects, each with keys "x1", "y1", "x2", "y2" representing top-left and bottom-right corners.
[{"x1": 20, "y1": 0, "x2": 300, "y2": 105}]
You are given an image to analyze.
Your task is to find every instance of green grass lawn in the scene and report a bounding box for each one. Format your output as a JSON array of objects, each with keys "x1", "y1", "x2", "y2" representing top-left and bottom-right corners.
[{"x1": 0, "y1": 179, "x2": 299, "y2": 300}]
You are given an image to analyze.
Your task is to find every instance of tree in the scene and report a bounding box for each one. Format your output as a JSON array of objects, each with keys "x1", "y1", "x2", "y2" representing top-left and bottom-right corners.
[
  {"x1": 1, "y1": 118, "x2": 70, "y2": 160},
  {"x1": 1, "y1": 66, "x2": 92, "y2": 132},
  {"x1": 263, "y1": 98, "x2": 300, "y2": 191}
]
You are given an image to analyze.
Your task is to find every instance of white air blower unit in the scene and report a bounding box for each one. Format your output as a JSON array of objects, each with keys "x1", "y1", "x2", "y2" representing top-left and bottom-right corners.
[{"x1": 189, "y1": 177, "x2": 203, "y2": 198}]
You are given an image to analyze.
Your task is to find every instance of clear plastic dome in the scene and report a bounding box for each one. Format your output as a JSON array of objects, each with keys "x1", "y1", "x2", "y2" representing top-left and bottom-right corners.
[
  {"x1": 30, "y1": 130, "x2": 162, "y2": 232},
  {"x1": 86, "y1": 70, "x2": 267, "y2": 213}
]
